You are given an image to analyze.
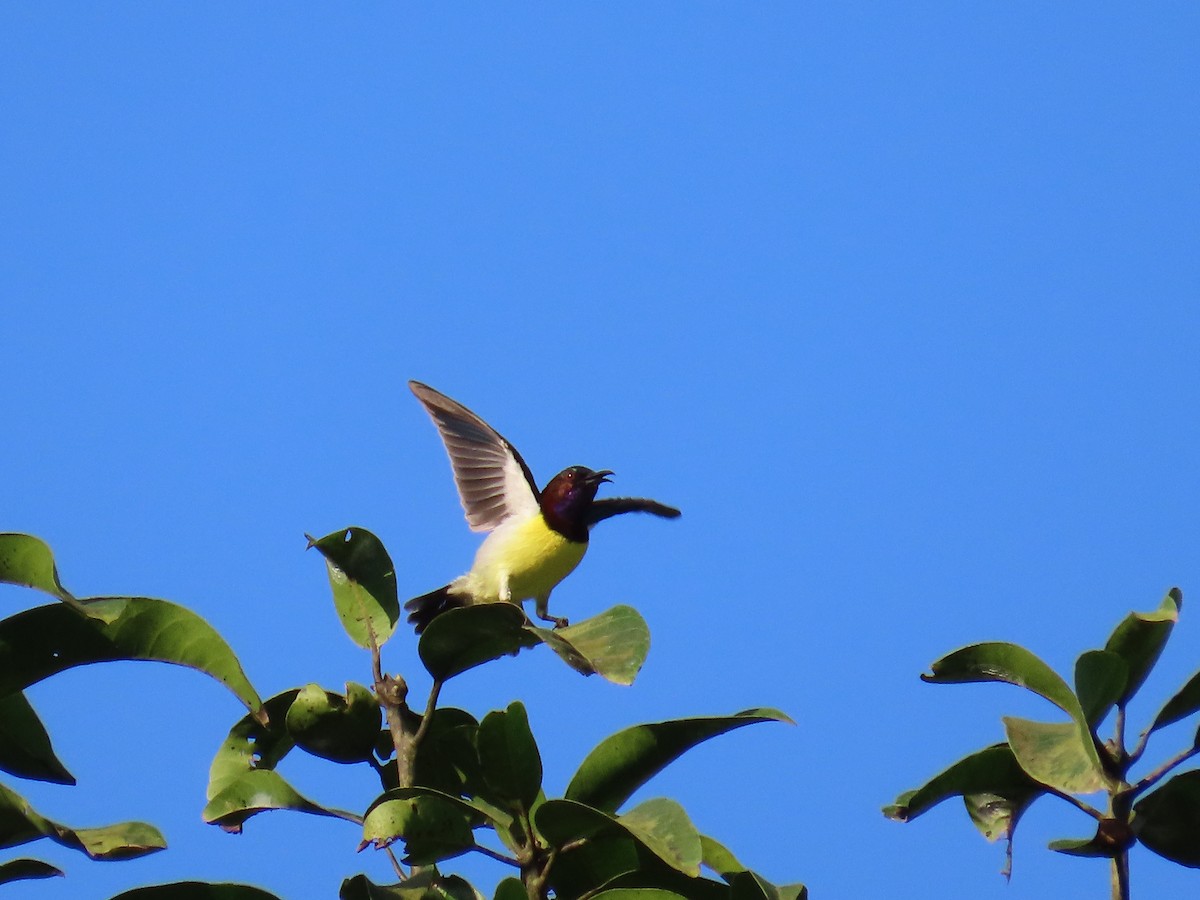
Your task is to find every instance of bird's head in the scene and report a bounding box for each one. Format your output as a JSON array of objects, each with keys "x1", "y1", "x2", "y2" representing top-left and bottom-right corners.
[
  {"x1": 544, "y1": 465, "x2": 612, "y2": 504},
  {"x1": 540, "y1": 466, "x2": 612, "y2": 537}
]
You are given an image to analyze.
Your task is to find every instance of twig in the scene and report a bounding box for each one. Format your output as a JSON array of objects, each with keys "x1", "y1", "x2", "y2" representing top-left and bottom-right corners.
[
  {"x1": 1114, "y1": 704, "x2": 1127, "y2": 763},
  {"x1": 1130, "y1": 744, "x2": 1200, "y2": 797},
  {"x1": 471, "y1": 844, "x2": 521, "y2": 868},
  {"x1": 385, "y1": 845, "x2": 408, "y2": 879},
  {"x1": 1128, "y1": 728, "x2": 1152, "y2": 766},
  {"x1": 367, "y1": 617, "x2": 413, "y2": 785},
  {"x1": 412, "y1": 679, "x2": 444, "y2": 749},
  {"x1": 1045, "y1": 785, "x2": 1104, "y2": 821}
]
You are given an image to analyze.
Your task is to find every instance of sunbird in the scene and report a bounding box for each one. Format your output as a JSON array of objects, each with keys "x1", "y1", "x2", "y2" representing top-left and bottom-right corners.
[{"x1": 405, "y1": 381, "x2": 680, "y2": 634}]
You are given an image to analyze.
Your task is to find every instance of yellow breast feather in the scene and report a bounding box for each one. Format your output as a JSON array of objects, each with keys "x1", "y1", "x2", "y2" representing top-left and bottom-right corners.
[{"x1": 457, "y1": 513, "x2": 587, "y2": 603}]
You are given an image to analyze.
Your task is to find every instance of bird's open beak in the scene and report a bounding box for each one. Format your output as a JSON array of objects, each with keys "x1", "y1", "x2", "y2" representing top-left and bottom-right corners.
[{"x1": 592, "y1": 469, "x2": 615, "y2": 485}]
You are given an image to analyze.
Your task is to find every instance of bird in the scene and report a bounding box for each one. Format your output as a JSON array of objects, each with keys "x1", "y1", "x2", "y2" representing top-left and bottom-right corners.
[{"x1": 404, "y1": 380, "x2": 680, "y2": 634}]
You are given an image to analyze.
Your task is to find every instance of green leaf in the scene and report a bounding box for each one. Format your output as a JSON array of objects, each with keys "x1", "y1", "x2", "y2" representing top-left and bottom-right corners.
[
  {"x1": 340, "y1": 873, "x2": 408, "y2": 900},
  {"x1": 544, "y1": 826, "x2": 732, "y2": 900},
  {"x1": 1003, "y1": 717, "x2": 1107, "y2": 794},
  {"x1": 1134, "y1": 769, "x2": 1200, "y2": 867},
  {"x1": 545, "y1": 835, "x2": 643, "y2": 900},
  {"x1": 419, "y1": 604, "x2": 539, "y2": 681},
  {"x1": 285, "y1": 682, "x2": 381, "y2": 764},
  {"x1": 592, "y1": 866, "x2": 732, "y2": 900},
  {"x1": 923, "y1": 642, "x2": 1081, "y2": 716},
  {"x1": 537, "y1": 797, "x2": 702, "y2": 877},
  {"x1": 0, "y1": 691, "x2": 74, "y2": 784},
  {"x1": 107, "y1": 884, "x2": 286, "y2": 900},
  {"x1": 0, "y1": 781, "x2": 165, "y2": 860},
  {"x1": 1104, "y1": 588, "x2": 1181, "y2": 706},
  {"x1": 534, "y1": 798, "x2": 615, "y2": 847},
  {"x1": 0, "y1": 600, "x2": 263, "y2": 721},
  {"x1": 620, "y1": 800, "x2": 702, "y2": 879},
  {"x1": 1048, "y1": 819, "x2": 1133, "y2": 859},
  {"x1": 731, "y1": 872, "x2": 778, "y2": 900},
  {"x1": 412, "y1": 708, "x2": 483, "y2": 797},
  {"x1": 1048, "y1": 836, "x2": 1114, "y2": 857},
  {"x1": 361, "y1": 788, "x2": 478, "y2": 865},
  {"x1": 203, "y1": 769, "x2": 360, "y2": 831},
  {"x1": 207, "y1": 692, "x2": 298, "y2": 801},
  {"x1": 204, "y1": 691, "x2": 359, "y2": 832},
  {"x1": 964, "y1": 790, "x2": 1025, "y2": 844},
  {"x1": 1149, "y1": 666, "x2": 1200, "y2": 736},
  {"x1": 341, "y1": 871, "x2": 482, "y2": 900},
  {"x1": 528, "y1": 605, "x2": 651, "y2": 685},
  {"x1": 493, "y1": 879, "x2": 525, "y2": 900},
  {"x1": 0, "y1": 534, "x2": 72, "y2": 601},
  {"x1": 699, "y1": 833, "x2": 745, "y2": 881},
  {"x1": 566, "y1": 708, "x2": 793, "y2": 814},
  {"x1": 696, "y1": 834, "x2": 806, "y2": 898},
  {"x1": 0, "y1": 858, "x2": 63, "y2": 883},
  {"x1": 309, "y1": 528, "x2": 400, "y2": 650},
  {"x1": 885, "y1": 743, "x2": 1048, "y2": 880},
  {"x1": 921, "y1": 642, "x2": 1107, "y2": 788},
  {"x1": 477, "y1": 702, "x2": 542, "y2": 813},
  {"x1": 434, "y1": 874, "x2": 486, "y2": 900},
  {"x1": 418, "y1": 604, "x2": 651, "y2": 685},
  {"x1": 1074, "y1": 650, "x2": 1128, "y2": 728},
  {"x1": 883, "y1": 743, "x2": 1043, "y2": 832},
  {"x1": 730, "y1": 873, "x2": 807, "y2": 900},
  {"x1": 590, "y1": 891, "x2": 689, "y2": 900}
]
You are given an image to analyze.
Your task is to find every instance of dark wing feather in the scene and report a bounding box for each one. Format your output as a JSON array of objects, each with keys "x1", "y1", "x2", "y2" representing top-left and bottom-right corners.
[
  {"x1": 586, "y1": 497, "x2": 681, "y2": 526},
  {"x1": 409, "y1": 381, "x2": 540, "y2": 532}
]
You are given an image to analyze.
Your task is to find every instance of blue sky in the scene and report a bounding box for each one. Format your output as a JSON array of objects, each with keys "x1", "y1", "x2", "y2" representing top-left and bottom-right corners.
[{"x1": 2, "y1": 4, "x2": 1199, "y2": 899}]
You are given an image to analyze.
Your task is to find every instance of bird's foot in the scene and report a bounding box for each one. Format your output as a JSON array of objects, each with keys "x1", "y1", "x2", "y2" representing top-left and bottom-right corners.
[
  {"x1": 534, "y1": 594, "x2": 567, "y2": 629},
  {"x1": 537, "y1": 612, "x2": 569, "y2": 629}
]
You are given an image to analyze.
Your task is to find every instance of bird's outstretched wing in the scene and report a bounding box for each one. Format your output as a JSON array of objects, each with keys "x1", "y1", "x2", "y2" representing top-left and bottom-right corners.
[
  {"x1": 409, "y1": 381, "x2": 541, "y2": 532},
  {"x1": 586, "y1": 497, "x2": 681, "y2": 526}
]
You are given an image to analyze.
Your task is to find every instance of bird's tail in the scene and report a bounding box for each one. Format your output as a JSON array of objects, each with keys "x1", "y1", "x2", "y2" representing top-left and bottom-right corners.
[{"x1": 404, "y1": 584, "x2": 467, "y2": 634}]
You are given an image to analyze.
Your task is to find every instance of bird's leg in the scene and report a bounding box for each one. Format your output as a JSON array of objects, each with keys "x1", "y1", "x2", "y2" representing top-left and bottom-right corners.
[
  {"x1": 535, "y1": 594, "x2": 569, "y2": 629},
  {"x1": 498, "y1": 572, "x2": 513, "y2": 604}
]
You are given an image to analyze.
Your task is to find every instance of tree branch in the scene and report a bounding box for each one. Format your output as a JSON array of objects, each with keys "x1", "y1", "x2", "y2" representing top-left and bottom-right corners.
[
  {"x1": 365, "y1": 616, "x2": 417, "y2": 787},
  {"x1": 1111, "y1": 849, "x2": 1129, "y2": 900}
]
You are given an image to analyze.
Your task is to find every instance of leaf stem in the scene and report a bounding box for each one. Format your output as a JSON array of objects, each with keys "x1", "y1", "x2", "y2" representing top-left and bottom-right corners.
[
  {"x1": 471, "y1": 844, "x2": 521, "y2": 868},
  {"x1": 1045, "y1": 785, "x2": 1104, "y2": 821},
  {"x1": 385, "y1": 845, "x2": 408, "y2": 879},
  {"x1": 1129, "y1": 744, "x2": 1200, "y2": 797},
  {"x1": 1128, "y1": 728, "x2": 1152, "y2": 766},
  {"x1": 369, "y1": 619, "x2": 385, "y2": 686},
  {"x1": 412, "y1": 679, "x2": 444, "y2": 749}
]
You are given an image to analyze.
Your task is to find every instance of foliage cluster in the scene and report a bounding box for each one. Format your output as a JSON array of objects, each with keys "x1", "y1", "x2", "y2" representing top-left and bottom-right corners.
[
  {"x1": 886, "y1": 589, "x2": 1200, "y2": 899},
  {"x1": 5, "y1": 524, "x2": 1200, "y2": 900},
  {"x1": 0, "y1": 529, "x2": 800, "y2": 900}
]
